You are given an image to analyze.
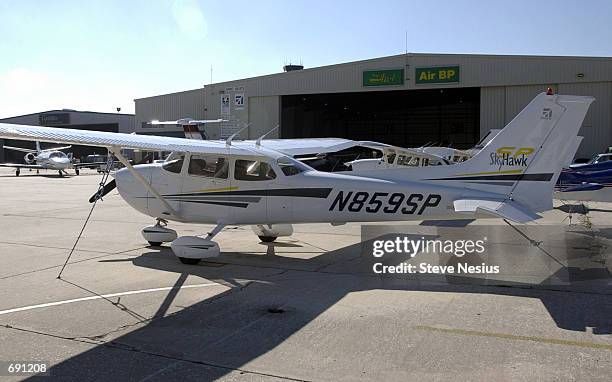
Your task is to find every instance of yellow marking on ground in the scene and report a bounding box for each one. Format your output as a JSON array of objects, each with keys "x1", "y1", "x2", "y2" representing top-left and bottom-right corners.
[
  {"x1": 414, "y1": 326, "x2": 612, "y2": 350},
  {"x1": 458, "y1": 169, "x2": 524, "y2": 176},
  {"x1": 196, "y1": 186, "x2": 239, "y2": 193}
]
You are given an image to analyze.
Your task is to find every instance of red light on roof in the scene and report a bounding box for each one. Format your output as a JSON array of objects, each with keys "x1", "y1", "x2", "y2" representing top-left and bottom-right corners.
[{"x1": 546, "y1": 87, "x2": 554, "y2": 95}]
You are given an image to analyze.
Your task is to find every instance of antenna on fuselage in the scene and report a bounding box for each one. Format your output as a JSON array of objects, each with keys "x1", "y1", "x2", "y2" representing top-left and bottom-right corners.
[
  {"x1": 225, "y1": 123, "x2": 251, "y2": 146},
  {"x1": 255, "y1": 125, "x2": 279, "y2": 147}
]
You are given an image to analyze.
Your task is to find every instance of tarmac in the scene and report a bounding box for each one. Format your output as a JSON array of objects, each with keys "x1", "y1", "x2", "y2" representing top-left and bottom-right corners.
[{"x1": 0, "y1": 167, "x2": 610, "y2": 381}]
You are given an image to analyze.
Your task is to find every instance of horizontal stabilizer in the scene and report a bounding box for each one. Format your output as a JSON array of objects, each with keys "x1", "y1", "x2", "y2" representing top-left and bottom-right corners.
[{"x1": 453, "y1": 199, "x2": 541, "y2": 223}]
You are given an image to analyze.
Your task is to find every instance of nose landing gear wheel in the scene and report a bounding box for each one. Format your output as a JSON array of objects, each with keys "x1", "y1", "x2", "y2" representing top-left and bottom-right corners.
[
  {"x1": 142, "y1": 219, "x2": 177, "y2": 246},
  {"x1": 15, "y1": 169, "x2": 20, "y2": 177}
]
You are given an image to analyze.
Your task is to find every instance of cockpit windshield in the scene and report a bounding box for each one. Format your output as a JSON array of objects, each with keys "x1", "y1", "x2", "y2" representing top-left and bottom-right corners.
[
  {"x1": 276, "y1": 156, "x2": 312, "y2": 176},
  {"x1": 49, "y1": 152, "x2": 67, "y2": 159}
]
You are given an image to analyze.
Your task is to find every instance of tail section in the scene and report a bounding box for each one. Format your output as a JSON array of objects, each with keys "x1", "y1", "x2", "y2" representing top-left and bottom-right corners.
[
  {"x1": 183, "y1": 125, "x2": 207, "y2": 140},
  {"x1": 437, "y1": 92, "x2": 594, "y2": 213}
]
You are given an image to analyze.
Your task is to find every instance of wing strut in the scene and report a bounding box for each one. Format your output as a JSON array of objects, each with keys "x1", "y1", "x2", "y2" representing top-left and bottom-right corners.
[{"x1": 109, "y1": 147, "x2": 181, "y2": 219}]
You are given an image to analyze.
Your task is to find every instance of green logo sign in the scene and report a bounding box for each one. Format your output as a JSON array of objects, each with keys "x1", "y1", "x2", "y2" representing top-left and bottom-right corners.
[
  {"x1": 415, "y1": 66, "x2": 460, "y2": 84},
  {"x1": 363, "y1": 69, "x2": 404, "y2": 87}
]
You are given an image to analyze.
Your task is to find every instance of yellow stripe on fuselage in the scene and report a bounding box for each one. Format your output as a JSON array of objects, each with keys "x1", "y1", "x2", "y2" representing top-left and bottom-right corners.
[{"x1": 195, "y1": 186, "x2": 239, "y2": 193}]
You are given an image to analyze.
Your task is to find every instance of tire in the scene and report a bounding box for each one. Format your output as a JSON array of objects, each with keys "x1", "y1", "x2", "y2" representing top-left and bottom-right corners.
[
  {"x1": 147, "y1": 241, "x2": 162, "y2": 246},
  {"x1": 15, "y1": 170, "x2": 20, "y2": 177},
  {"x1": 258, "y1": 236, "x2": 277, "y2": 243},
  {"x1": 75, "y1": 169, "x2": 80, "y2": 175},
  {"x1": 179, "y1": 257, "x2": 201, "y2": 265}
]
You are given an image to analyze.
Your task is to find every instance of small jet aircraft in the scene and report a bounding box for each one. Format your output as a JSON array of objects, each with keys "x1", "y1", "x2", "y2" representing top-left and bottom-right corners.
[
  {"x1": 0, "y1": 141, "x2": 74, "y2": 176},
  {"x1": 0, "y1": 92, "x2": 593, "y2": 264}
]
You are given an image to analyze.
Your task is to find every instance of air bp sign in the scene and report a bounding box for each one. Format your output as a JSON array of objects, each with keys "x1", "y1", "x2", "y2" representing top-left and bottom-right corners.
[{"x1": 415, "y1": 66, "x2": 460, "y2": 84}]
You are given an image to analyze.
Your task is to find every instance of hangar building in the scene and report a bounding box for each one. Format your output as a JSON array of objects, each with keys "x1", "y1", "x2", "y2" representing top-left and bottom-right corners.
[
  {"x1": 0, "y1": 110, "x2": 135, "y2": 163},
  {"x1": 135, "y1": 53, "x2": 612, "y2": 159}
]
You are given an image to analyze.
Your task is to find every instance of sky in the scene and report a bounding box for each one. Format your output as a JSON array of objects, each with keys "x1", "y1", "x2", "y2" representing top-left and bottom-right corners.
[{"x1": 0, "y1": 0, "x2": 611, "y2": 118}]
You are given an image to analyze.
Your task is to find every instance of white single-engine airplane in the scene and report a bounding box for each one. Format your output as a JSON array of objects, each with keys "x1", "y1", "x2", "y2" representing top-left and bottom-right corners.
[
  {"x1": 0, "y1": 92, "x2": 593, "y2": 264},
  {"x1": 0, "y1": 141, "x2": 74, "y2": 176}
]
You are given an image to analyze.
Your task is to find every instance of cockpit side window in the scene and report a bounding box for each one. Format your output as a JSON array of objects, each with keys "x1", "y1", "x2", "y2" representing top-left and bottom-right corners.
[
  {"x1": 162, "y1": 153, "x2": 185, "y2": 174},
  {"x1": 235, "y1": 159, "x2": 276, "y2": 181},
  {"x1": 188, "y1": 155, "x2": 228, "y2": 178}
]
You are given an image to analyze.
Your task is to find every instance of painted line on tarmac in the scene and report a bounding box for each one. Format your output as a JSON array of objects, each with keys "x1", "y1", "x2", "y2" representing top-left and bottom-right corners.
[
  {"x1": 414, "y1": 325, "x2": 612, "y2": 350},
  {"x1": 0, "y1": 282, "x2": 222, "y2": 316}
]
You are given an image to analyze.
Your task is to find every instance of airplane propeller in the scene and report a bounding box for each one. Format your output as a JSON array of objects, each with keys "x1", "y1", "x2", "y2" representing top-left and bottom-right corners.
[
  {"x1": 89, "y1": 179, "x2": 116, "y2": 203},
  {"x1": 88, "y1": 154, "x2": 151, "y2": 203}
]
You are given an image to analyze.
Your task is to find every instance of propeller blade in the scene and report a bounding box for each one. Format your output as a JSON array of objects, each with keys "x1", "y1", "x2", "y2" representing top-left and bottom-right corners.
[
  {"x1": 89, "y1": 179, "x2": 116, "y2": 203},
  {"x1": 87, "y1": 154, "x2": 152, "y2": 203}
]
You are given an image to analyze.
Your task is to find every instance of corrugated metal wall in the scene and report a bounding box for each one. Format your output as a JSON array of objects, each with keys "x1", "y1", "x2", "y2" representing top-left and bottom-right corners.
[{"x1": 480, "y1": 82, "x2": 611, "y2": 158}]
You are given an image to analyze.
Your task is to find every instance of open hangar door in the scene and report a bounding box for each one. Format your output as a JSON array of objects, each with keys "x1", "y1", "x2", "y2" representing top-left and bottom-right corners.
[{"x1": 280, "y1": 87, "x2": 480, "y2": 149}]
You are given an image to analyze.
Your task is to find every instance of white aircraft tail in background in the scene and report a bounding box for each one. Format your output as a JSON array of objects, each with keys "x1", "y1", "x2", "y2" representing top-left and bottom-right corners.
[{"x1": 150, "y1": 118, "x2": 225, "y2": 140}]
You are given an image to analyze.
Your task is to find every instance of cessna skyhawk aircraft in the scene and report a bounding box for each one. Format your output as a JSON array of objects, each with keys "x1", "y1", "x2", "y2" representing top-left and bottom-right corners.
[
  {"x1": 0, "y1": 141, "x2": 74, "y2": 176},
  {"x1": 0, "y1": 92, "x2": 593, "y2": 264}
]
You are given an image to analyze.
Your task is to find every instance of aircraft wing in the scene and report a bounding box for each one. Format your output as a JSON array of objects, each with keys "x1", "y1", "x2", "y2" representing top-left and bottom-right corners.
[
  {"x1": 41, "y1": 145, "x2": 72, "y2": 152},
  {"x1": 0, "y1": 123, "x2": 256, "y2": 156},
  {"x1": 2, "y1": 145, "x2": 37, "y2": 154},
  {"x1": 254, "y1": 138, "x2": 359, "y2": 156},
  {"x1": 0, "y1": 163, "x2": 44, "y2": 169},
  {"x1": 358, "y1": 141, "x2": 448, "y2": 162},
  {"x1": 151, "y1": 119, "x2": 224, "y2": 125}
]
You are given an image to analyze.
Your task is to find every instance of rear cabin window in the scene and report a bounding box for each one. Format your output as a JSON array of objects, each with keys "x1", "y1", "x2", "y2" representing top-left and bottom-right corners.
[
  {"x1": 234, "y1": 160, "x2": 276, "y2": 181},
  {"x1": 162, "y1": 154, "x2": 185, "y2": 174},
  {"x1": 188, "y1": 155, "x2": 228, "y2": 178}
]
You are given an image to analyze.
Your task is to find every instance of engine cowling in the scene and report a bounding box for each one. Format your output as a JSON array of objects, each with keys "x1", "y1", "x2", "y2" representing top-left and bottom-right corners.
[{"x1": 24, "y1": 153, "x2": 36, "y2": 164}]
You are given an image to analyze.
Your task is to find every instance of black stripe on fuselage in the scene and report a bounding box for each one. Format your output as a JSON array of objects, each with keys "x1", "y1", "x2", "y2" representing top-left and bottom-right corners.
[
  {"x1": 138, "y1": 197, "x2": 249, "y2": 208},
  {"x1": 428, "y1": 173, "x2": 554, "y2": 182},
  {"x1": 165, "y1": 187, "x2": 333, "y2": 198},
  {"x1": 171, "y1": 200, "x2": 249, "y2": 208}
]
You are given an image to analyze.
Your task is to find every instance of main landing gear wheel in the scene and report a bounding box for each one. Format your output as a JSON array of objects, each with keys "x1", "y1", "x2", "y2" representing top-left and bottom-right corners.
[
  {"x1": 178, "y1": 257, "x2": 201, "y2": 265},
  {"x1": 170, "y1": 224, "x2": 225, "y2": 265},
  {"x1": 258, "y1": 236, "x2": 277, "y2": 243},
  {"x1": 251, "y1": 224, "x2": 293, "y2": 243},
  {"x1": 75, "y1": 168, "x2": 80, "y2": 176},
  {"x1": 15, "y1": 169, "x2": 20, "y2": 177},
  {"x1": 58, "y1": 170, "x2": 64, "y2": 177}
]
